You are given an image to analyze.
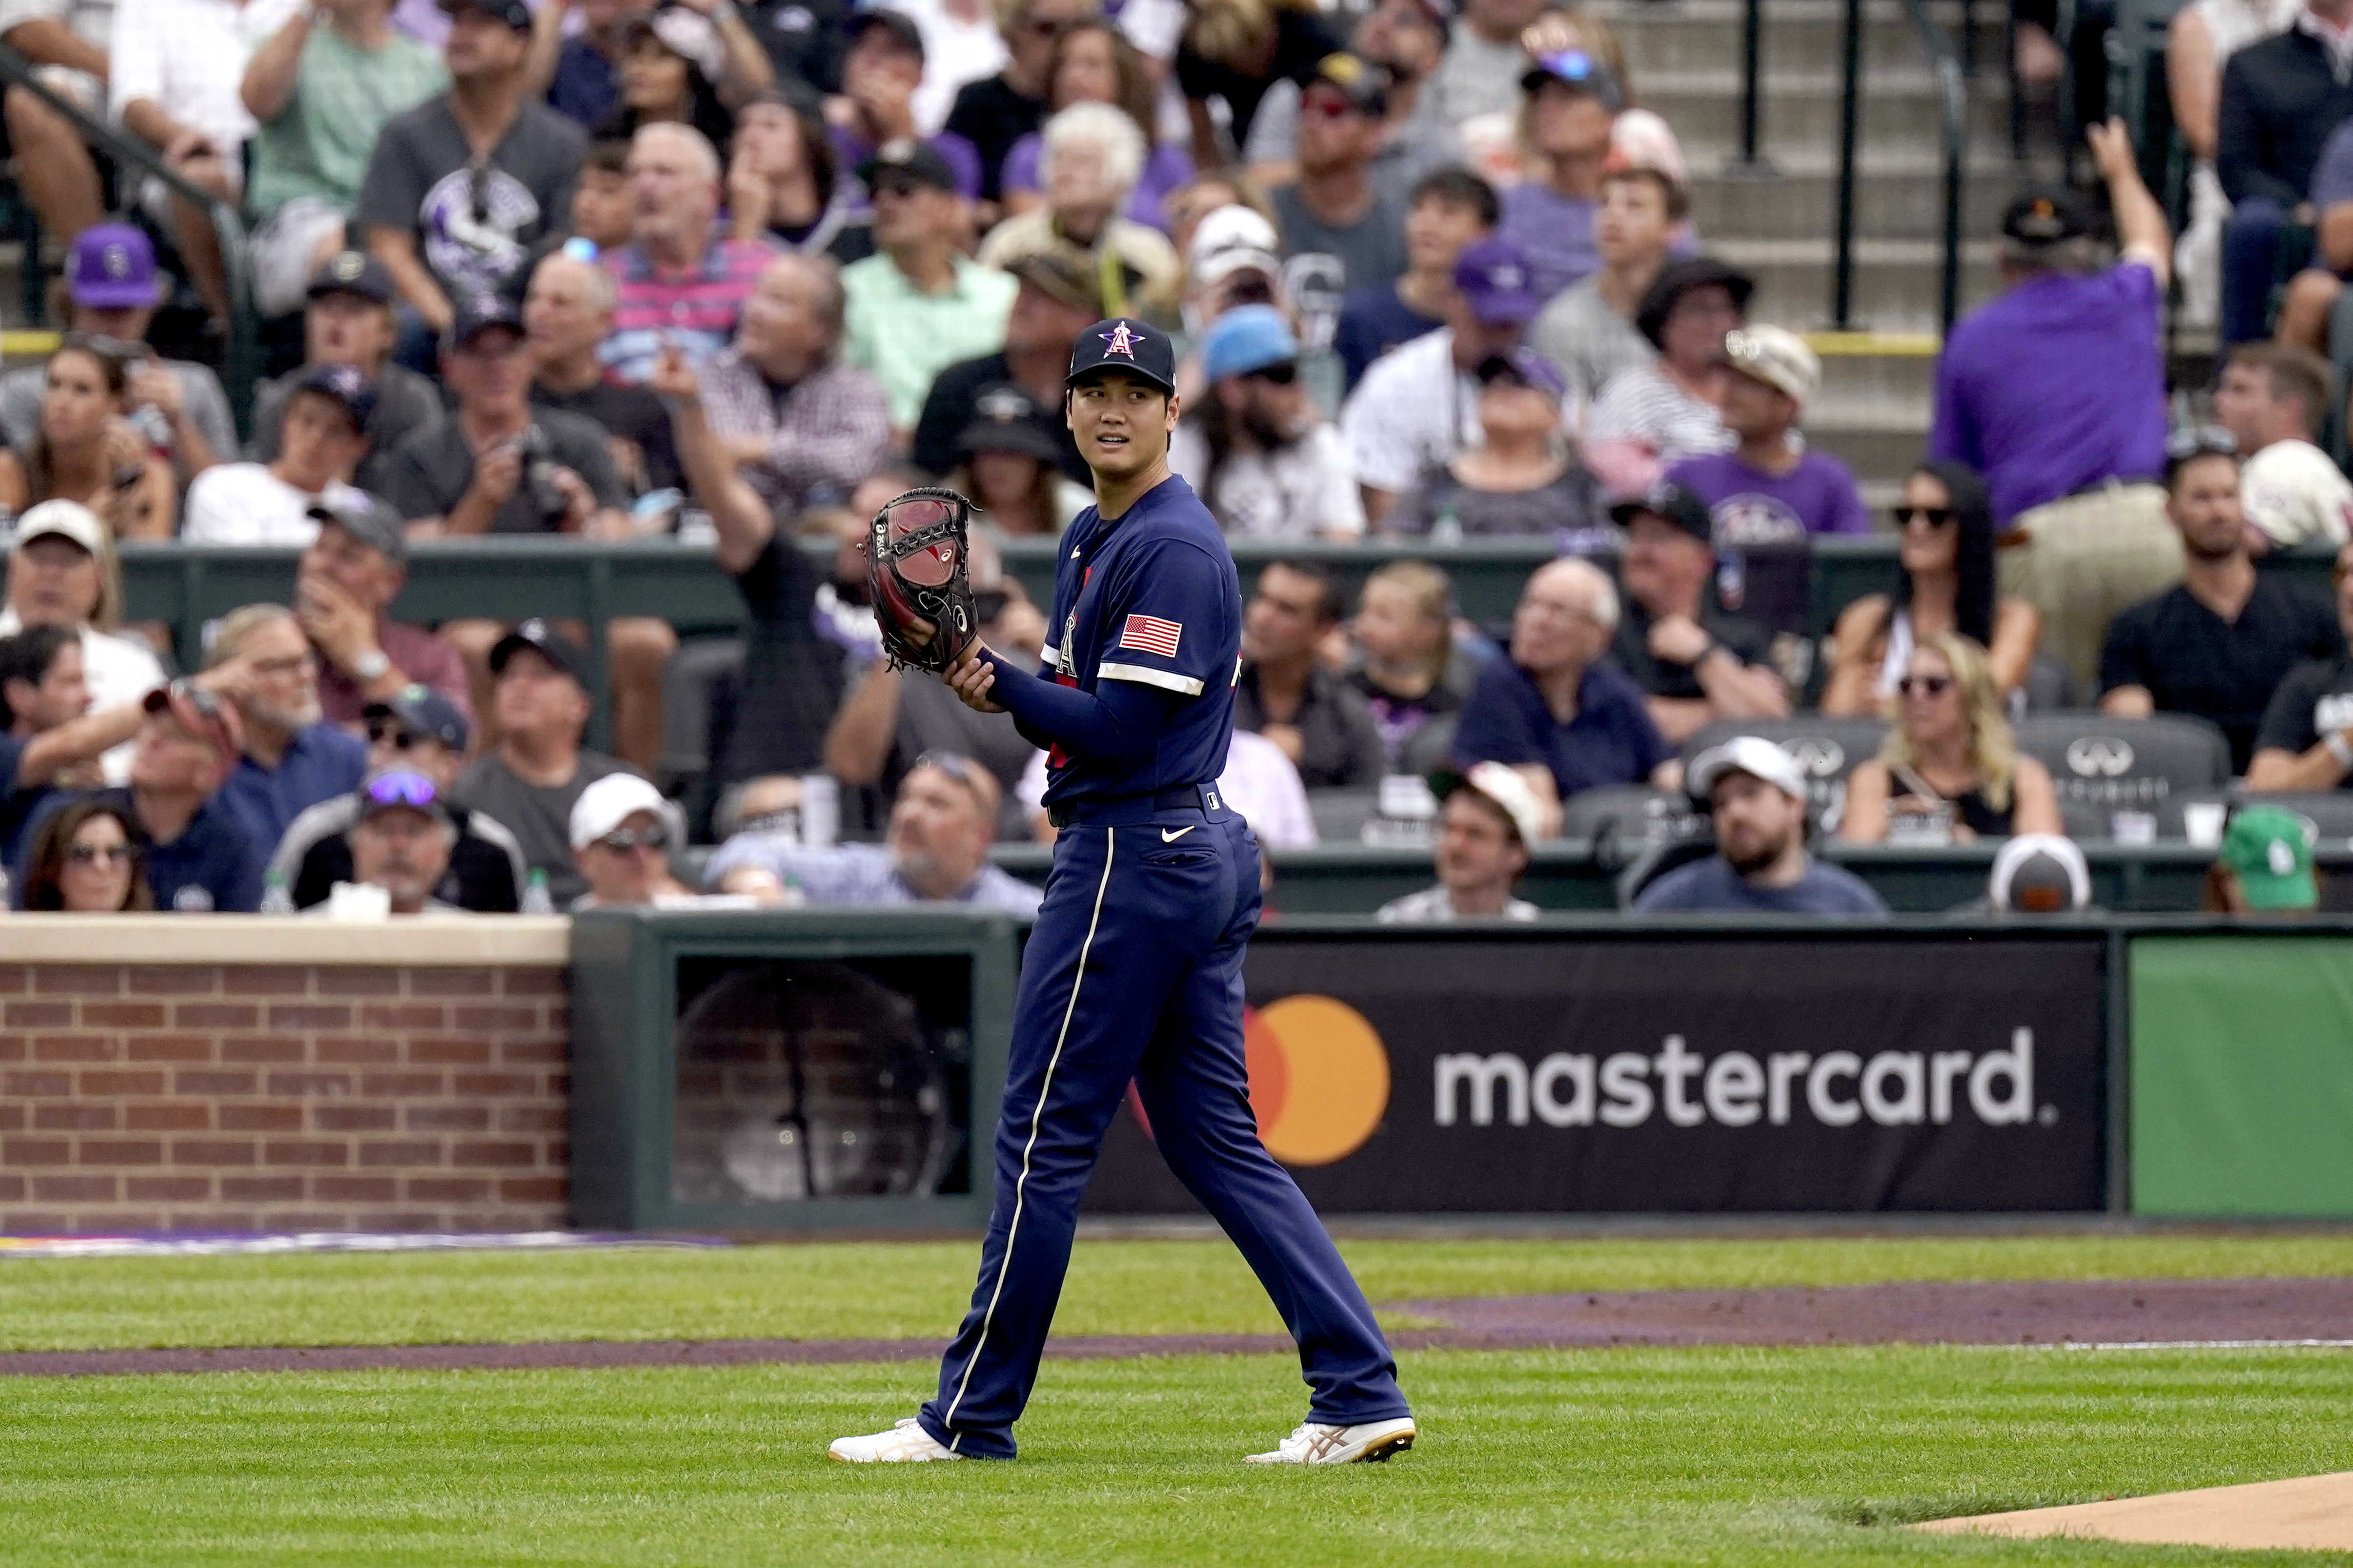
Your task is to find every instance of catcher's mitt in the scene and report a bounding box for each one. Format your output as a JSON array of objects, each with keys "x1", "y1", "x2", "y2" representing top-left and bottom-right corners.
[{"x1": 867, "y1": 487, "x2": 979, "y2": 674}]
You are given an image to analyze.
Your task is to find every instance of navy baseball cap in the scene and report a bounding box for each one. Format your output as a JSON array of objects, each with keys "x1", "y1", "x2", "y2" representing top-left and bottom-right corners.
[
  {"x1": 438, "y1": 0, "x2": 532, "y2": 29},
  {"x1": 308, "y1": 248, "x2": 394, "y2": 304},
  {"x1": 1520, "y1": 48, "x2": 1625, "y2": 111},
  {"x1": 1065, "y1": 317, "x2": 1177, "y2": 394},
  {"x1": 445, "y1": 293, "x2": 525, "y2": 352},
  {"x1": 365, "y1": 684, "x2": 471, "y2": 753},
  {"x1": 858, "y1": 138, "x2": 959, "y2": 193},
  {"x1": 489, "y1": 618, "x2": 587, "y2": 684},
  {"x1": 1610, "y1": 480, "x2": 1714, "y2": 543},
  {"x1": 289, "y1": 362, "x2": 377, "y2": 431},
  {"x1": 2001, "y1": 184, "x2": 2090, "y2": 245},
  {"x1": 848, "y1": 7, "x2": 925, "y2": 61}
]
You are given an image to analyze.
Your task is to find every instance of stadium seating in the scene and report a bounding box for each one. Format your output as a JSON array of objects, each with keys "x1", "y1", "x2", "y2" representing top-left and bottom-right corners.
[{"x1": 2013, "y1": 711, "x2": 2232, "y2": 840}]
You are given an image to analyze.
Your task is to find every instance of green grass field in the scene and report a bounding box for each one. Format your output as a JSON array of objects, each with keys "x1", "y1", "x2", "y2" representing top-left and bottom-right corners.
[{"x1": 5, "y1": 1234, "x2": 2352, "y2": 1565}]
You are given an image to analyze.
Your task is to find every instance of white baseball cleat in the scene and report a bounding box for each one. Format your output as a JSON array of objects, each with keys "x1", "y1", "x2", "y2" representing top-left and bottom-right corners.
[
  {"x1": 827, "y1": 1418, "x2": 964, "y2": 1463},
  {"x1": 1244, "y1": 1416, "x2": 1417, "y2": 1465}
]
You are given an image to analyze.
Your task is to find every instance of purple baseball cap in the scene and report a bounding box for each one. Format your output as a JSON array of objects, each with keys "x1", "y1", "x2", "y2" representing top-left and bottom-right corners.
[
  {"x1": 65, "y1": 223, "x2": 159, "y2": 309},
  {"x1": 1477, "y1": 347, "x2": 1568, "y2": 402},
  {"x1": 1452, "y1": 237, "x2": 1540, "y2": 326}
]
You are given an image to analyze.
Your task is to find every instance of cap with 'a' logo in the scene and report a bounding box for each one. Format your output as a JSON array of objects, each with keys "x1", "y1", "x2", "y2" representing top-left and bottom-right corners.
[{"x1": 1065, "y1": 317, "x2": 1177, "y2": 394}]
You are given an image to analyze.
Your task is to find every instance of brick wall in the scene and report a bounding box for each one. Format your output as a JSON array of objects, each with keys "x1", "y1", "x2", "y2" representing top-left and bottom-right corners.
[{"x1": 0, "y1": 960, "x2": 568, "y2": 1233}]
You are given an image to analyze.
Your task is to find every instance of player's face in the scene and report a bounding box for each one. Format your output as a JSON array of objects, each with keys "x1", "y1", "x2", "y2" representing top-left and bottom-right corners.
[{"x1": 1066, "y1": 372, "x2": 1177, "y2": 479}]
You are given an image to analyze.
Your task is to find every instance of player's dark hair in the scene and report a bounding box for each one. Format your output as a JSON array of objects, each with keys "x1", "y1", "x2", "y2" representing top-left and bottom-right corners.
[
  {"x1": 1409, "y1": 167, "x2": 1500, "y2": 230},
  {"x1": 1261, "y1": 558, "x2": 1344, "y2": 625},
  {"x1": 0, "y1": 624, "x2": 76, "y2": 730}
]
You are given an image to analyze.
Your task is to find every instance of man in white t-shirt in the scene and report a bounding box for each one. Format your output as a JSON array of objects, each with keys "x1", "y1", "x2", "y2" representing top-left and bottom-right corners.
[
  {"x1": 1169, "y1": 305, "x2": 1364, "y2": 540},
  {"x1": 2212, "y1": 341, "x2": 2353, "y2": 553},
  {"x1": 182, "y1": 363, "x2": 372, "y2": 546},
  {"x1": 1339, "y1": 234, "x2": 1541, "y2": 525},
  {"x1": 1376, "y1": 761, "x2": 1543, "y2": 922}
]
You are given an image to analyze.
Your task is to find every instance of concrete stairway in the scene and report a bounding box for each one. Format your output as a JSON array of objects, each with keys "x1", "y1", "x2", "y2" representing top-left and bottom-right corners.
[{"x1": 1601, "y1": 0, "x2": 2047, "y2": 501}]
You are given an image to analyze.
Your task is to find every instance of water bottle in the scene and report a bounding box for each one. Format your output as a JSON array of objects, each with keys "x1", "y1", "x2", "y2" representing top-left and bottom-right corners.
[
  {"x1": 259, "y1": 870, "x2": 296, "y2": 916},
  {"x1": 521, "y1": 868, "x2": 555, "y2": 915}
]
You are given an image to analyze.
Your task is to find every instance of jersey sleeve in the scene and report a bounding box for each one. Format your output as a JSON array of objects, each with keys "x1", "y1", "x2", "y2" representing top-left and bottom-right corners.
[{"x1": 1094, "y1": 537, "x2": 1234, "y2": 698}]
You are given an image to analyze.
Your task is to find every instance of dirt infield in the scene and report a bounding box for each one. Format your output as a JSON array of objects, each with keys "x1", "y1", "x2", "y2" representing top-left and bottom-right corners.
[
  {"x1": 1917, "y1": 1471, "x2": 2353, "y2": 1552},
  {"x1": 5, "y1": 1277, "x2": 2347, "y2": 1377}
]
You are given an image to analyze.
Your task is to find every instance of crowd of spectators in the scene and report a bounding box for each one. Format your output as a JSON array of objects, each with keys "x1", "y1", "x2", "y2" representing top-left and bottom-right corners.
[{"x1": 1, "y1": 0, "x2": 2352, "y2": 925}]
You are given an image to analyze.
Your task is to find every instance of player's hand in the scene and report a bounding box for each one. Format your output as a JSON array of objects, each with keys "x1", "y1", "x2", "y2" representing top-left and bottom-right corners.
[{"x1": 944, "y1": 642, "x2": 1006, "y2": 713}]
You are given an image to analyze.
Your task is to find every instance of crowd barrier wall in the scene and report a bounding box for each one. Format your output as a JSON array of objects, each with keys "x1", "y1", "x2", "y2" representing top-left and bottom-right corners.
[
  {"x1": 0, "y1": 917, "x2": 571, "y2": 1234},
  {"x1": 8, "y1": 913, "x2": 2350, "y2": 1235},
  {"x1": 2128, "y1": 928, "x2": 2353, "y2": 1218},
  {"x1": 985, "y1": 840, "x2": 2245, "y2": 914}
]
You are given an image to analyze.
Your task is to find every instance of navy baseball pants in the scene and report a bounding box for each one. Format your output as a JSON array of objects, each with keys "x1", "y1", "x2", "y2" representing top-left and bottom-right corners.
[{"x1": 917, "y1": 789, "x2": 1408, "y2": 1459}]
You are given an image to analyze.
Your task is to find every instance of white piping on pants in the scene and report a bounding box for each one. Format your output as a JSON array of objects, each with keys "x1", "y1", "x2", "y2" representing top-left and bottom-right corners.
[{"x1": 940, "y1": 825, "x2": 1117, "y2": 1449}]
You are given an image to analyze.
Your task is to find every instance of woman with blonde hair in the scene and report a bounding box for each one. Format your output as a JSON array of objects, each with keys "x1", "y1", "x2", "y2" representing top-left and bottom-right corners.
[
  {"x1": 1347, "y1": 558, "x2": 1469, "y2": 773},
  {"x1": 1175, "y1": 0, "x2": 1344, "y2": 167},
  {"x1": 1841, "y1": 631, "x2": 2062, "y2": 844}
]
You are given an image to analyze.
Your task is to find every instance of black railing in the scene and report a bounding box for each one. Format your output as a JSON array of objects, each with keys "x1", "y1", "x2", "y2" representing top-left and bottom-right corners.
[
  {"x1": 0, "y1": 42, "x2": 259, "y2": 437},
  {"x1": 1739, "y1": 0, "x2": 1766, "y2": 168},
  {"x1": 1831, "y1": 0, "x2": 1970, "y2": 332}
]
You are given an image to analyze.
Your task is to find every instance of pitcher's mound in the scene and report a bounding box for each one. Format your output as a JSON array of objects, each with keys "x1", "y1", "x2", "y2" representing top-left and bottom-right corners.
[{"x1": 1916, "y1": 1472, "x2": 2353, "y2": 1552}]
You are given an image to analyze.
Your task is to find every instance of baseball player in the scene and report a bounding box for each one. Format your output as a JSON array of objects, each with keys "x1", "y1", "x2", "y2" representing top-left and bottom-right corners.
[{"x1": 829, "y1": 319, "x2": 1416, "y2": 1466}]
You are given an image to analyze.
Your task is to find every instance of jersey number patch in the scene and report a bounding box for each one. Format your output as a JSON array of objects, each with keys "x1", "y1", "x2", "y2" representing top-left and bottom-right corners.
[{"x1": 1119, "y1": 614, "x2": 1183, "y2": 659}]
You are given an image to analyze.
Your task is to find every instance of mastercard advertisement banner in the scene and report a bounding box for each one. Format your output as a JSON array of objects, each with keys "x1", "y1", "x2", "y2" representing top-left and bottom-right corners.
[{"x1": 1087, "y1": 929, "x2": 2106, "y2": 1214}]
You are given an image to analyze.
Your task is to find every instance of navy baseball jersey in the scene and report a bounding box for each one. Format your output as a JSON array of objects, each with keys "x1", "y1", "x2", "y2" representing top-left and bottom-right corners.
[{"x1": 1035, "y1": 473, "x2": 1241, "y2": 808}]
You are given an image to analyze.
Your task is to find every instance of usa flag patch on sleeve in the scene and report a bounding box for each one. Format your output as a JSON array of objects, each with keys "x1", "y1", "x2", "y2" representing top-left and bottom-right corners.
[{"x1": 1119, "y1": 614, "x2": 1183, "y2": 658}]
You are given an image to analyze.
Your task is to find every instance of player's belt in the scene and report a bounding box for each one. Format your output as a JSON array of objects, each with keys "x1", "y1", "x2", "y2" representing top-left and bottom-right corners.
[{"x1": 1047, "y1": 784, "x2": 1221, "y2": 830}]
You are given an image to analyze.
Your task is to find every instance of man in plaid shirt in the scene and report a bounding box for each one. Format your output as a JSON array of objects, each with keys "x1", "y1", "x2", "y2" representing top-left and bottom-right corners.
[{"x1": 695, "y1": 251, "x2": 892, "y2": 517}]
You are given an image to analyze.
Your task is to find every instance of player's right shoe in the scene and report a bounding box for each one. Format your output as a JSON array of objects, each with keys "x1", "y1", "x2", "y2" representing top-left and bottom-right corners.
[
  {"x1": 827, "y1": 1419, "x2": 964, "y2": 1463},
  {"x1": 1244, "y1": 1417, "x2": 1417, "y2": 1465}
]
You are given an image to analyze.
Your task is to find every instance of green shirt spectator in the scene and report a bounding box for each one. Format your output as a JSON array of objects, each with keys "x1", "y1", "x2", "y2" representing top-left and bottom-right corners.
[
  {"x1": 248, "y1": 12, "x2": 445, "y2": 217},
  {"x1": 243, "y1": 0, "x2": 447, "y2": 315},
  {"x1": 838, "y1": 140, "x2": 1017, "y2": 431}
]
